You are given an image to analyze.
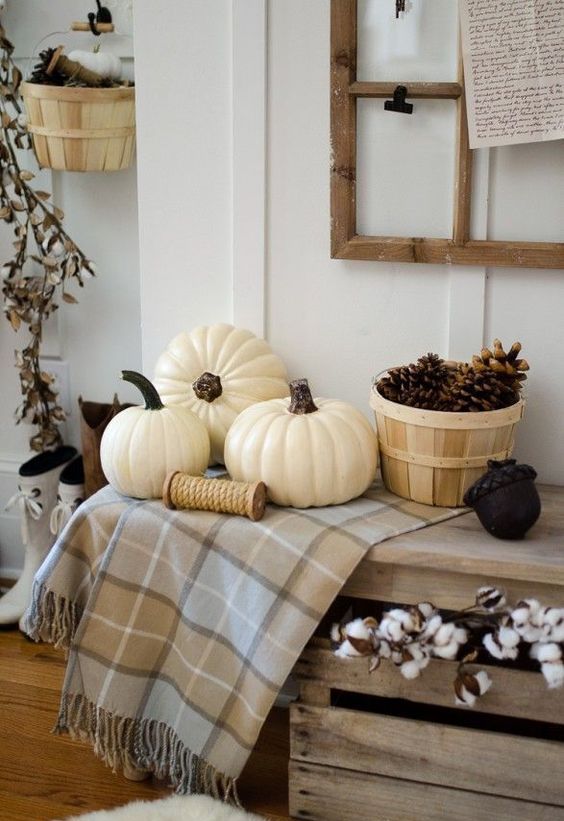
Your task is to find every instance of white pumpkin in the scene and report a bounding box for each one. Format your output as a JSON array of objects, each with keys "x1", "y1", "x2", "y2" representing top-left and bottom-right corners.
[
  {"x1": 224, "y1": 379, "x2": 379, "y2": 508},
  {"x1": 153, "y1": 323, "x2": 289, "y2": 465},
  {"x1": 68, "y1": 48, "x2": 122, "y2": 81},
  {"x1": 100, "y1": 371, "x2": 210, "y2": 499}
]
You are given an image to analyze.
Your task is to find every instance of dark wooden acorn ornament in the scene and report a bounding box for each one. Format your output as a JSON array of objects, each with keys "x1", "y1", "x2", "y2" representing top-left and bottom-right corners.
[{"x1": 463, "y1": 459, "x2": 541, "y2": 540}]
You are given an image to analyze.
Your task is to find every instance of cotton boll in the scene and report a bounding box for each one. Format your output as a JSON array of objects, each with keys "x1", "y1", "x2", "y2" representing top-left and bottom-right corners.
[
  {"x1": 417, "y1": 601, "x2": 436, "y2": 620},
  {"x1": 498, "y1": 626, "x2": 520, "y2": 649},
  {"x1": 543, "y1": 609, "x2": 564, "y2": 643},
  {"x1": 346, "y1": 618, "x2": 373, "y2": 642},
  {"x1": 433, "y1": 623, "x2": 455, "y2": 646},
  {"x1": 520, "y1": 624, "x2": 545, "y2": 643},
  {"x1": 483, "y1": 632, "x2": 504, "y2": 660},
  {"x1": 535, "y1": 643, "x2": 562, "y2": 664},
  {"x1": 401, "y1": 660, "x2": 422, "y2": 680},
  {"x1": 378, "y1": 640, "x2": 392, "y2": 659},
  {"x1": 433, "y1": 641, "x2": 460, "y2": 660},
  {"x1": 388, "y1": 608, "x2": 416, "y2": 633},
  {"x1": 455, "y1": 685, "x2": 477, "y2": 707},
  {"x1": 422, "y1": 614, "x2": 443, "y2": 639},
  {"x1": 476, "y1": 586, "x2": 506, "y2": 610},
  {"x1": 483, "y1": 632, "x2": 518, "y2": 660},
  {"x1": 335, "y1": 639, "x2": 364, "y2": 658},
  {"x1": 453, "y1": 627, "x2": 469, "y2": 645},
  {"x1": 475, "y1": 670, "x2": 493, "y2": 695},
  {"x1": 380, "y1": 616, "x2": 405, "y2": 643},
  {"x1": 541, "y1": 661, "x2": 564, "y2": 689},
  {"x1": 391, "y1": 649, "x2": 403, "y2": 665}
]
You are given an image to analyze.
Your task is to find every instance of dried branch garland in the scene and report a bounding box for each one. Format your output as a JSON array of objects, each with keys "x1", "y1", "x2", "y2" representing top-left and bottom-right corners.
[
  {"x1": 0, "y1": 22, "x2": 95, "y2": 451},
  {"x1": 332, "y1": 586, "x2": 564, "y2": 707}
]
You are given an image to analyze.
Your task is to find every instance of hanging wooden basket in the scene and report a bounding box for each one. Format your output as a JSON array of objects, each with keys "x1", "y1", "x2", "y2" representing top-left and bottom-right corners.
[
  {"x1": 22, "y1": 82, "x2": 135, "y2": 172},
  {"x1": 370, "y1": 384, "x2": 525, "y2": 507}
]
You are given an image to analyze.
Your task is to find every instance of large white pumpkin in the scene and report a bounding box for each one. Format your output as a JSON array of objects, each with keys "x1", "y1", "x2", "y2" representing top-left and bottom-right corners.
[
  {"x1": 224, "y1": 379, "x2": 379, "y2": 508},
  {"x1": 153, "y1": 323, "x2": 289, "y2": 465},
  {"x1": 100, "y1": 371, "x2": 210, "y2": 499}
]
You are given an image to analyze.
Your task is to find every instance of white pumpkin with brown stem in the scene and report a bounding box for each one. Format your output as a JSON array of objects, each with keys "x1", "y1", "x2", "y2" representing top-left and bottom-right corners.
[
  {"x1": 224, "y1": 379, "x2": 379, "y2": 508},
  {"x1": 153, "y1": 323, "x2": 289, "y2": 465},
  {"x1": 100, "y1": 371, "x2": 210, "y2": 499}
]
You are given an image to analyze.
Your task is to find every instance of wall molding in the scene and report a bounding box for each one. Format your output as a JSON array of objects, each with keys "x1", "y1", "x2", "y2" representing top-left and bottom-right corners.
[
  {"x1": 0, "y1": 453, "x2": 26, "y2": 475},
  {"x1": 231, "y1": 0, "x2": 267, "y2": 337}
]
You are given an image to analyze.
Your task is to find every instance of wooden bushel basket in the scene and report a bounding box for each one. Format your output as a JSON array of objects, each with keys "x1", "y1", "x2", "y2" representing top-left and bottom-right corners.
[
  {"x1": 21, "y1": 82, "x2": 135, "y2": 172},
  {"x1": 370, "y1": 384, "x2": 525, "y2": 507}
]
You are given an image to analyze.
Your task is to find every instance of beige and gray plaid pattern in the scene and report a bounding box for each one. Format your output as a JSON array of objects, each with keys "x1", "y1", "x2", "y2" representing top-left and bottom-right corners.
[{"x1": 27, "y1": 482, "x2": 464, "y2": 786}]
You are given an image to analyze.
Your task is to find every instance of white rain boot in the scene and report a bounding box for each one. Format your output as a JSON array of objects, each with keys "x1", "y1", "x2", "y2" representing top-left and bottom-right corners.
[
  {"x1": 49, "y1": 455, "x2": 85, "y2": 539},
  {"x1": 1, "y1": 446, "x2": 77, "y2": 627}
]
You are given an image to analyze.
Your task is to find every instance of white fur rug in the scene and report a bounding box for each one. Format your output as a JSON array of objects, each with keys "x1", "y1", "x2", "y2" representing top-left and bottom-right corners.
[{"x1": 61, "y1": 794, "x2": 267, "y2": 821}]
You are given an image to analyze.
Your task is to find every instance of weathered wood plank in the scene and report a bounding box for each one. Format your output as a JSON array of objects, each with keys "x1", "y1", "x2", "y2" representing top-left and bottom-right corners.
[
  {"x1": 334, "y1": 236, "x2": 564, "y2": 268},
  {"x1": 453, "y1": 60, "x2": 472, "y2": 244},
  {"x1": 349, "y1": 81, "x2": 462, "y2": 99},
  {"x1": 354, "y1": 485, "x2": 564, "y2": 587},
  {"x1": 294, "y1": 642, "x2": 564, "y2": 726},
  {"x1": 290, "y1": 704, "x2": 564, "y2": 805},
  {"x1": 288, "y1": 761, "x2": 564, "y2": 821},
  {"x1": 330, "y1": 0, "x2": 357, "y2": 257}
]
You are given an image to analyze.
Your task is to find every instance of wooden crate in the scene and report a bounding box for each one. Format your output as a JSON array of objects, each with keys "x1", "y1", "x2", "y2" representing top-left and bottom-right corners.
[{"x1": 289, "y1": 485, "x2": 564, "y2": 820}]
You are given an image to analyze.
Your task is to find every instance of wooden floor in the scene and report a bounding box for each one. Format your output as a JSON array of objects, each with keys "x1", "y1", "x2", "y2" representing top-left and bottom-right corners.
[{"x1": 0, "y1": 628, "x2": 291, "y2": 821}]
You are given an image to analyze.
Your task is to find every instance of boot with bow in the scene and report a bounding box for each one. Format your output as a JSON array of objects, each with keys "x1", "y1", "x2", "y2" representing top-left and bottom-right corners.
[
  {"x1": 1, "y1": 445, "x2": 77, "y2": 627},
  {"x1": 49, "y1": 455, "x2": 85, "y2": 539}
]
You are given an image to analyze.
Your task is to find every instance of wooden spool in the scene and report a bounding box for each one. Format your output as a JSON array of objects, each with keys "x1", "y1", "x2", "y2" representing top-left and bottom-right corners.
[
  {"x1": 370, "y1": 385, "x2": 525, "y2": 507},
  {"x1": 163, "y1": 472, "x2": 267, "y2": 522},
  {"x1": 21, "y1": 81, "x2": 135, "y2": 172}
]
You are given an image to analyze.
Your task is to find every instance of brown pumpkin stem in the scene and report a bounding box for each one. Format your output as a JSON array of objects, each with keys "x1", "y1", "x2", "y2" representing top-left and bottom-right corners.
[
  {"x1": 192, "y1": 372, "x2": 223, "y2": 403},
  {"x1": 121, "y1": 371, "x2": 164, "y2": 411},
  {"x1": 288, "y1": 379, "x2": 318, "y2": 414}
]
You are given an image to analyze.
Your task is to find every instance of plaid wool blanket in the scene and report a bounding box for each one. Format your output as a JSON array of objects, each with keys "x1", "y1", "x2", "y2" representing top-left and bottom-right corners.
[{"x1": 24, "y1": 481, "x2": 465, "y2": 800}]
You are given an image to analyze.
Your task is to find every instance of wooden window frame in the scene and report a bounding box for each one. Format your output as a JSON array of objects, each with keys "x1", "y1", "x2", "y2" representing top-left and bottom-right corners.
[{"x1": 331, "y1": 0, "x2": 564, "y2": 269}]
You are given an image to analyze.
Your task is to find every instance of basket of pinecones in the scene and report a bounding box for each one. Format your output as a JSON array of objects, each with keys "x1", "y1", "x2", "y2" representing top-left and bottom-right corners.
[{"x1": 370, "y1": 340, "x2": 528, "y2": 507}]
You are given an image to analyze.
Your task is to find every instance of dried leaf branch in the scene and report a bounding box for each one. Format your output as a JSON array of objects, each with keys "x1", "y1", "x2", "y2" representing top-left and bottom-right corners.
[
  {"x1": 0, "y1": 21, "x2": 95, "y2": 451},
  {"x1": 332, "y1": 586, "x2": 564, "y2": 706}
]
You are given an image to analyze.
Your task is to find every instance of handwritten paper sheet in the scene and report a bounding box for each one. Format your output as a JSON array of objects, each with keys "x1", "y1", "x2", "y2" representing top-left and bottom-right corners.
[{"x1": 459, "y1": 0, "x2": 564, "y2": 148}]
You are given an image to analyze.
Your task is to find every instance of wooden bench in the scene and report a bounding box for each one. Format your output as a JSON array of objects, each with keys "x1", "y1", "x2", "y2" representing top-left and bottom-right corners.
[{"x1": 290, "y1": 485, "x2": 564, "y2": 821}]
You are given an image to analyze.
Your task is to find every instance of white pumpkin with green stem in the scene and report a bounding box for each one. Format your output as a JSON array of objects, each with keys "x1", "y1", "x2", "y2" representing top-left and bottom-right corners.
[
  {"x1": 100, "y1": 371, "x2": 210, "y2": 499},
  {"x1": 153, "y1": 323, "x2": 289, "y2": 466},
  {"x1": 224, "y1": 378, "x2": 379, "y2": 508},
  {"x1": 67, "y1": 45, "x2": 122, "y2": 81}
]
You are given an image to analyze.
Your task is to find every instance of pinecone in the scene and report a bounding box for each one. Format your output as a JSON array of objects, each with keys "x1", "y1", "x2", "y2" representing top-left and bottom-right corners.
[
  {"x1": 377, "y1": 353, "x2": 450, "y2": 410},
  {"x1": 446, "y1": 363, "x2": 518, "y2": 412},
  {"x1": 471, "y1": 339, "x2": 529, "y2": 394},
  {"x1": 29, "y1": 48, "x2": 65, "y2": 86}
]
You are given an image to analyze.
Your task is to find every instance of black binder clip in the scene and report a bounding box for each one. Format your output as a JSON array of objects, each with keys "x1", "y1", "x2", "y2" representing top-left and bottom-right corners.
[
  {"x1": 88, "y1": 1, "x2": 112, "y2": 36},
  {"x1": 384, "y1": 85, "x2": 413, "y2": 114}
]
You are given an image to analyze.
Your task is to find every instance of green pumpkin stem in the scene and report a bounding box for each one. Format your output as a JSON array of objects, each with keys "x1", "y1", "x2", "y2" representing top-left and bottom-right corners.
[
  {"x1": 121, "y1": 370, "x2": 164, "y2": 411},
  {"x1": 288, "y1": 379, "x2": 318, "y2": 414}
]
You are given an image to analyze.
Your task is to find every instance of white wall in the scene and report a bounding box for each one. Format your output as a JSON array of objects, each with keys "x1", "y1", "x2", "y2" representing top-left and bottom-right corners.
[
  {"x1": 134, "y1": 0, "x2": 564, "y2": 491},
  {"x1": 134, "y1": 0, "x2": 233, "y2": 371},
  {"x1": 266, "y1": 0, "x2": 564, "y2": 484},
  {"x1": 0, "y1": 1, "x2": 142, "y2": 576}
]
